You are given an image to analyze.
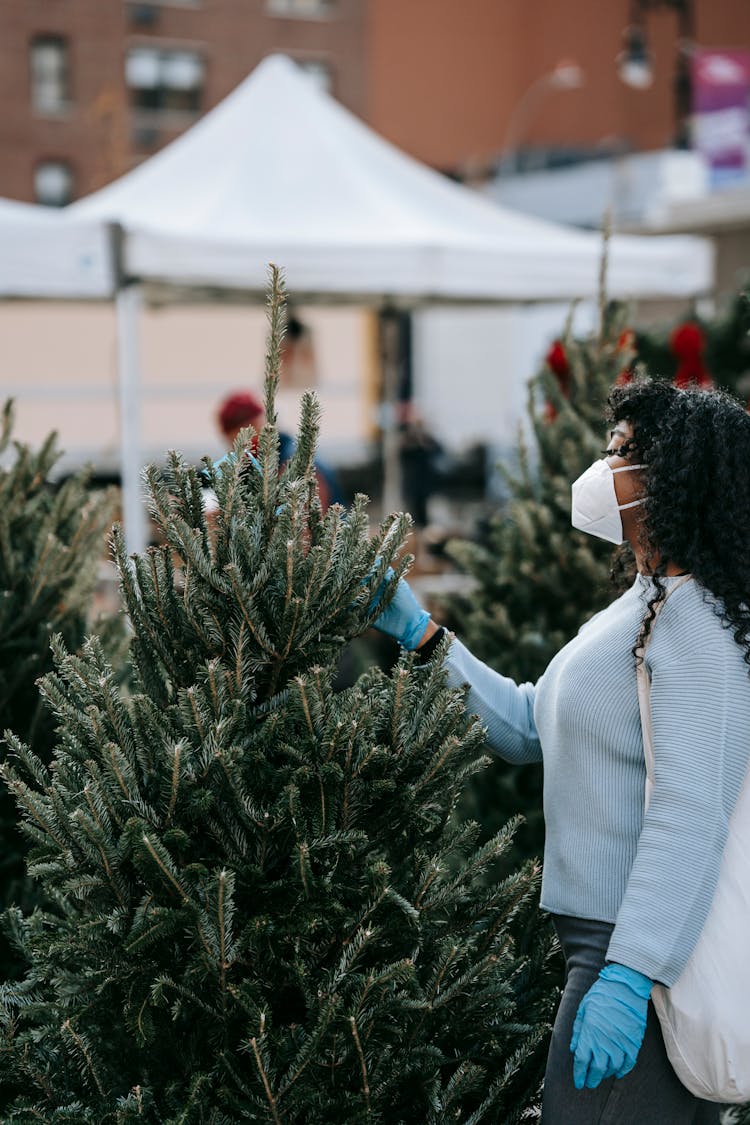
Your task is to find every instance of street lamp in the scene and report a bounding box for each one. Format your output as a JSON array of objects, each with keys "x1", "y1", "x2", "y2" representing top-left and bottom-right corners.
[
  {"x1": 617, "y1": 24, "x2": 654, "y2": 89},
  {"x1": 499, "y1": 59, "x2": 585, "y2": 176},
  {"x1": 617, "y1": 0, "x2": 695, "y2": 147}
]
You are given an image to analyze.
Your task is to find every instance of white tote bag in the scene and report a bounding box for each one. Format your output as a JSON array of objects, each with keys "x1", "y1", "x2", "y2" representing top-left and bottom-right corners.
[{"x1": 637, "y1": 575, "x2": 750, "y2": 1103}]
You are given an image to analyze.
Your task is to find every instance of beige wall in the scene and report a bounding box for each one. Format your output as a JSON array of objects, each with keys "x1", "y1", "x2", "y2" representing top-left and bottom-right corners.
[{"x1": 0, "y1": 302, "x2": 375, "y2": 475}]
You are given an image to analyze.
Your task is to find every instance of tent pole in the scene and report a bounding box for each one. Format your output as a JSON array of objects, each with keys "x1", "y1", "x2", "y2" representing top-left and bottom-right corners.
[
  {"x1": 380, "y1": 309, "x2": 403, "y2": 516},
  {"x1": 115, "y1": 282, "x2": 147, "y2": 556}
]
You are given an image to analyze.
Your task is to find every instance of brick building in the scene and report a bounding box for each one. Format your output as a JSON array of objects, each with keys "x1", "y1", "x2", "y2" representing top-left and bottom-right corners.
[
  {"x1": 1, "y1": 1, "x2": 748, "y2": 207},
  {"x1": 367, "y1": 0, "x2": 750, "y2": 177},
  {"x1": 0, "y1": 0, "x2": 368, "y2": 204}
]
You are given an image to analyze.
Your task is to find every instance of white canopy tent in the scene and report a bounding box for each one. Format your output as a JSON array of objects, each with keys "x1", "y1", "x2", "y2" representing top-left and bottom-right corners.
[
  {"x1": 71, "y1": 55, "x2": 712, "y2": 303},
  {"x1": 2, "y1": 55, "x2": 714, "y2": 551},
  {"x1": 0, "y1": 197, "x2": 113, "y2": 299}
]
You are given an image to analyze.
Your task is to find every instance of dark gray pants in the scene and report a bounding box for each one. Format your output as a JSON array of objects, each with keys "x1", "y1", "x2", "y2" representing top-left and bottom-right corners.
[{"x1": 541, "y1": 915, "x2": 721, "y2": 1125}]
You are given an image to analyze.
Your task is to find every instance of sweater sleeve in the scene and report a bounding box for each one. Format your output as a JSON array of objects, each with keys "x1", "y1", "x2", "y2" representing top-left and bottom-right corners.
[
  {"x1": 606, "y1": 600, "x2": 750, "y2": 987},
  {"x1": 443, "y1": 637, "x2": 543, "y2": 765}
]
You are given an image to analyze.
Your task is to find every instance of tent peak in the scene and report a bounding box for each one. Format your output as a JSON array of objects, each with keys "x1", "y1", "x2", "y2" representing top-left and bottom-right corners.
[{"x1": 202, "y1": 51, "x2": 327, "y2": 111}]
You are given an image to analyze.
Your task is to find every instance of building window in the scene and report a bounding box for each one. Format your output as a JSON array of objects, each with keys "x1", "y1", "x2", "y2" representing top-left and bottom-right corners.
[
  {"x1": 30, "y1": 35, "x2": 71, "y2": 114},
  {"x1": 267, "y1": 0, "x2": 334, "y2": 18},
  {"x1": 34, "y1": 161, "x2": 74, "y2": 206},
  {"x1": 295, "y1": 58, "x2": 334, "y2": 93},
  {"x1": 126, "y1": 1, "x2": 203, "y2": 28},
  {"x1": 125, "y1": 46, "x2": 205, "y2": 113}
]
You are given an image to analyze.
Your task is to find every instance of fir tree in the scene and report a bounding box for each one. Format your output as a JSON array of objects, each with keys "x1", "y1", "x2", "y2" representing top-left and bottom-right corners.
[
  {"x1": 0, "y1": 269, "x2": 556, "y2": 1123},
  {"x1": 635, "y1": 290, "x2": 750, "y2": 400},
  {"x1": 446, "y1": 285, "x2": 638, "y2": 864},
  {"x1": 0, "y1": 403, "x2": 116, "y2": 928}
]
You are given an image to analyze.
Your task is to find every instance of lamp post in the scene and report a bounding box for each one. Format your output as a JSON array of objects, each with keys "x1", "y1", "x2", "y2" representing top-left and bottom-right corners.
[
  {"x1": 499, "y1": 59, "x2": 585, "y2": 176},
  {"x1": 617, "y1": 0, "x2": 695, "y2": 148}
]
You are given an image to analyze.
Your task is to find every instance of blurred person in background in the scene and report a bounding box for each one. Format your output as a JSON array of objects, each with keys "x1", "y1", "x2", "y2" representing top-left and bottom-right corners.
[
  {"x1": 216, "y1": 390, "x2": 342, "y2": 511},
  {"x1": 398, "y1": 402, "x2": 445, "y2": 530},
  {"x1": 371, "y1": 380, "x2": 750, "y2": 1124}
]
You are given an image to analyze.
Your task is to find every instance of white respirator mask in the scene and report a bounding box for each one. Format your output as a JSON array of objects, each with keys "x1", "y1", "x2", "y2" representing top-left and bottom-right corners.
[{"x1": 571, "y1": 459, "x2": 646, "y2": 545}]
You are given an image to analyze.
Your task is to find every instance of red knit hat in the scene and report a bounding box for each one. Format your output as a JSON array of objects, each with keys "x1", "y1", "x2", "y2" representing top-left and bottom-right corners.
[{"x1": 217, "y1": 391, "x2": 264, "y2": 436}]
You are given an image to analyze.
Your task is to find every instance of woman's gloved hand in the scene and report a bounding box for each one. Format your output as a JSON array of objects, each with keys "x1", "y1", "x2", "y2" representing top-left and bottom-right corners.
[
  {"x1": 370, "y1": 570, "x2": 431, "y2": 651},
  {"x1": 570, "y1": 963, "x2": 653, "y2": 1090}
]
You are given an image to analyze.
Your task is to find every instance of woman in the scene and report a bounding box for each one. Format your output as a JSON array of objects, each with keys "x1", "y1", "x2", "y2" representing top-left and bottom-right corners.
[{"x1": 373, "y1": 380, "x2": 750, "y2": 1124}]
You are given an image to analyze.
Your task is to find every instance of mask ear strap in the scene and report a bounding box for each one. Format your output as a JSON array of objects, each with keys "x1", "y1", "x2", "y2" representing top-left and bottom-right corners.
[{"x1": 613, "y1": 461, "x2": 646, "y2": 511}]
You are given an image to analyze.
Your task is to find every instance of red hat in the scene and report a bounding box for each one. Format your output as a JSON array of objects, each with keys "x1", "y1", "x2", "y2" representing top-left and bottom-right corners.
[{"x1": 217, "y1": 391, "x2": 264, "y2": 436}]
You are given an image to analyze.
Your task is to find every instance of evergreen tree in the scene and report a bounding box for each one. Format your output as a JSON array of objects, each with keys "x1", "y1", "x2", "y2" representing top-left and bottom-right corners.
[
  {"x1": 446, "y1": 287, "x2": 637, "y2": 863},
  {"x1": 0, "y1": 269, "x2": 556, "y2": 1123},
  {"x1": 0, "y1": 402, "x2": 116, "y2": 923},
  {"x1": 635, "y1": 291, "x2": 750, "y2": 400}
]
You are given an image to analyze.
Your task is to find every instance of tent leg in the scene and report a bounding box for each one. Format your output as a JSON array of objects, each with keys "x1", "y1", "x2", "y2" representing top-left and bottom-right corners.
[
  {"x1": 380, "y1": 311, "x2": 403, "y2": 516},
  {"x1": 115, "y1": 283, "x2": 147, "y2": 556}
]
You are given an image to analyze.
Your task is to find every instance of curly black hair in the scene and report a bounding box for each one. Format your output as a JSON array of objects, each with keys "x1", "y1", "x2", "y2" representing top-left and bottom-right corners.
[{"x1": 606, "y1": 379, "x2": 750, "y2": 671}]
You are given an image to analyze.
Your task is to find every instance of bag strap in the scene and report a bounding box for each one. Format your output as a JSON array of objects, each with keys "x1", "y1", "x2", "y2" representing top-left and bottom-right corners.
[{"x1": 636, "y1": 574, "x2": 693, "y2": 810}]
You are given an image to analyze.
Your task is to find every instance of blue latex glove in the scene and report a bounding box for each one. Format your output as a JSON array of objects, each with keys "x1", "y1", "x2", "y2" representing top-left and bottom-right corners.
[
  {"x1": 213, "y1": 449, "x2": 262, "y2": 478},
  {"x1": 570, "y1": 963, "x2": 652, "y2": 1090},
  {"x1": 370, "y1": 570, "x2": 431, "y2": 651}
]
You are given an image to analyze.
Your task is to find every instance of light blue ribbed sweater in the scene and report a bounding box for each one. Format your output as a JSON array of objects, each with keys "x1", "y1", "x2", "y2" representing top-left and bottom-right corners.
[{"x1": 445, "y1": 574, "x2": 750, "y2": 987}]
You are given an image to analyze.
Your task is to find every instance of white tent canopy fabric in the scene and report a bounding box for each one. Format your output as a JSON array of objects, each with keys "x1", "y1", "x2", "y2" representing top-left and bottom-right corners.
[
  {"x1": 70, "y1": 55, "x2": 713, "y2": 302},
  {"x1": 0, "y1": 197, "x2": 113, "y2": 299}
]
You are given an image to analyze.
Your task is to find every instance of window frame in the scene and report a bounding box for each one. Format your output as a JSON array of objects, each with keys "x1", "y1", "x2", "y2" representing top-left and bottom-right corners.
[
  {"x1": 126, "y1": 1, "x2": 203, "y2": 7},
  {"x1": 34, "y1": 159, "x2": 75, "y2": 207},
  {"x1": 293, "y1": 56, "x2": 335, "y2": 94},
  {"x1": 265, "y1": 0, "x2": 336, "y2": 21},
  {"x1": 125, "y1": 43, "x2": 206, "y2": 116},
  {"x1": 29, "y1": 33, "x2": 72, "y2": 116}
]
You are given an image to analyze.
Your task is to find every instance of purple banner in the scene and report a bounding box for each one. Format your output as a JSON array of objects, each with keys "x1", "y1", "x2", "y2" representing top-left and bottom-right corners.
[{"x1": 692, "y1": 49, "x2": 750, "y2": 188}]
